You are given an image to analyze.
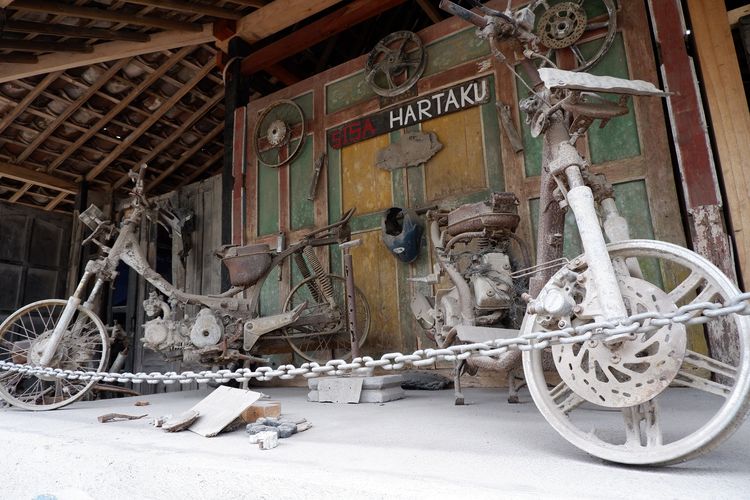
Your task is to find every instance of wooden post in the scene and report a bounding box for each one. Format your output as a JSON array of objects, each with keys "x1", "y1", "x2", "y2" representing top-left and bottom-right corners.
[
  {"x1": 685, "y1": 0, "x2": 750, "y2": 291},
  {"x1": 222, "y1": 38, "x2": 252, "y2": 290},
  {"x1": 648, "y1": 1, "x2": 736, "y2": 281}
]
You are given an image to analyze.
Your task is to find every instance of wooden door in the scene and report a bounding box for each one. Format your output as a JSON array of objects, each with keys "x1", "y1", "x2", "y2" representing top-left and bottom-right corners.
[
  {"x1": 242, "y1": 0, "x2": 687, "y2": 358},
  {"x1": 0, "y1": 201, "x2": 71, "y2": 324}
]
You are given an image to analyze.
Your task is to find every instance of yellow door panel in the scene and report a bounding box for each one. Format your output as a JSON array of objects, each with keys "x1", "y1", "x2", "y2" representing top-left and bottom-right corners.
[
  {"x1": 341, "y1": 134, "x2": 392, "y2": 215},
  {"x1": 350, "y1": 230, "x2": 401, "y2": 352},
  {"x1": 422, "y1": 106, "x2": 486, "y2": 201}
]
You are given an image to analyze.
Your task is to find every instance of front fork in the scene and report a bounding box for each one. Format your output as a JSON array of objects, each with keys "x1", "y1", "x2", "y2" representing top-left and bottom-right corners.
[
  {"x1": 38, "y1": 270, "x2": 106, "y2": 367},
  {"x1": 558, "y1": 157, "x2": 630, "y2": 324}
]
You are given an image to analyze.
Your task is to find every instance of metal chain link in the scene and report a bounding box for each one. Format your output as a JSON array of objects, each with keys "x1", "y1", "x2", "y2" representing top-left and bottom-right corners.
[{"x1": 3, "y1": 293, "x2": 750, "y2": 385}]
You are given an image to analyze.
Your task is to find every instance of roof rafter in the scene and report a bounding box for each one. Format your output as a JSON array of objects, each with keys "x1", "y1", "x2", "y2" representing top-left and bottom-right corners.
[
  {"x1": 47, "y1": 46, "x2": 195, "y2": 173},
  {"x1": 16, "y1": 59, "x2": 131, "y2": 163},
  {"x1": 1, "y1": 19, "x2": 152, "y2": 43},
  {"x1": 0, "y1": 70, "x2": 61, "y2": 136},
  {"x1": 10, "y1": 0, "x2": 202, "y2": 32},
  {"x1": 121, "y1": 0, "x2": 244, "y2": 20},
  {"x1": 0, "y1": 24, "x2": 213, "y2": 84},
  {"x1": 86, "y1": 58, "x2": 216, "y2": 182},
  {"x1": 113, "y1": 90, "x2": 225, "y2": 190}
]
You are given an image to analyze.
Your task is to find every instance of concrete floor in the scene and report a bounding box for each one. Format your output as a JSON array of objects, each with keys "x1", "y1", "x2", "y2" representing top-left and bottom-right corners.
[{"x1": 1, "y1": 386, "x2": 750, "y2": 500}]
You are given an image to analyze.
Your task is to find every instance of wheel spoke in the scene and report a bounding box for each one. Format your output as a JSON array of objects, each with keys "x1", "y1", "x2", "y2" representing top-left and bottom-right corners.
[
  {"x1": 672, "y1": 370, "x2": 731, "y2": 398},
  {"x1": 668, "y1": 271, "x2": 704, "y2": 303},
  {"x1": 586, "y1": 21, "x2": 609, "y2": 31},
  {"x1": 683, "y1": 350, "x2": 736, "y2": 379},
  {"x1": 549, "y1": 381, "x2": 585, "y2": 414},
  {"x1": 622, "y1": 399, "x2": 663, "y2": 448},
  {"x1": 385, "y1": 71, "x2": 396, "y2": 89},
  {"x1": 671, "y1": 350, "x2": 735, "y2": 397},
  {"x1": 374, "y1": 41, "x2": 390, "y2": 55},
  {"x1": 570, "y1": 45, "x2": 588, "y2": 67}
]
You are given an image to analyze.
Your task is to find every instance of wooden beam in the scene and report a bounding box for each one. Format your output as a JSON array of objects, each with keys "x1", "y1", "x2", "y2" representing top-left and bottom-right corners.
[
  {"x1": 0, "y1": 161, "x2": 77, "y2": 194},
  {"x1": 11, "y1": 0, "x2": 202, "y2": 32},
  {"x1": 0, "y1": 53, "x2": 38, "y2": 64},
  {"x1": 2, "y1": 20, "x2": 152, "y2": 43},
  {"x1": 47, "y1": 47, "x2": 194, "y2": 173},
  {"x1": 687, "y1": 0, "x2": 750, "y2": 291},
  {"x1": 0, "y1": 38, "x2": 92, "y2": 53},
  {"x1": 240, "y1": 0, "x2": 407, "y2": 74},
  {"x1": 0, "y1": 1, "x2": 14, "y2": 7},
  {"x1": 147, "y1": 123, "x2": 224, "y2": 192},
  {"x1": 0, "y1": 70, "x2": 61, "y2": 136},
  {"x1": 177, "y1": 149, "x2": 224, "y2": 188},
  {"x1": 265, "y1": 63, "x2": 302, "y2": 85},
  {"x1": 0, "y1": 24, "x2": 213, "y2": 84},
  {"x1": 113, "y1": 90, "x2": 225, "y2": 189},
  {"x1": 119, "y1": 0, "x2": 243, "y2": 20},
  {"x1": 85, "y1": 59, "x2": 216, "y2": 182},
  {"x1": 222, "y1": 0, "x2": 266, "y2": 7},
  {"x1": 729, "y1": 5, "x2": 750, "y2": 26},
  {"x1": 44, "y1": 191, "x2": 68, "y2": 211},
  {"x1": 416, "y1": 0, "x2": 442, "y2": 23},
  {"x1": 216, "y1": 0, "x2": 345, "y2": 51},
  {"x1": 17, "y1": 59, "x2": 130, "y2": 164}
]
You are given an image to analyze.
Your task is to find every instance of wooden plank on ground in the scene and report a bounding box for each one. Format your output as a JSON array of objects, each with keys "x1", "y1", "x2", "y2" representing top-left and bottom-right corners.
[{"x1": 187, "y1": 386, "x2": 262, "y2": 437}]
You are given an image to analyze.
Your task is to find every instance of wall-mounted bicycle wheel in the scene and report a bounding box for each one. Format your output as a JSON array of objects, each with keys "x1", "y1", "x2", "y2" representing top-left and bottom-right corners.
[
  {"x1": 253, "y1": 99, "x2": 305, "y2": 168},
  {"x1": 365, "y1": 31, "x2": 426, "y2": 97},
  {"x1": 0, "y1": 299, "x2": 109, "y2": 411},
  {"x1": 282, "y1": 274, "x2": 370, "y2": 364}
]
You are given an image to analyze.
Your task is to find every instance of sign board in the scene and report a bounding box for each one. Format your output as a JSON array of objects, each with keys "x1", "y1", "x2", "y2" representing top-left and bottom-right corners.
[{"x1": 328, "y1": 78, "x2": 490, "y2": 149}]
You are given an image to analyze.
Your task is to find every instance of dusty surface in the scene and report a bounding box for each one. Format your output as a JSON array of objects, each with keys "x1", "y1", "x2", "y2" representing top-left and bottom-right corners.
[{"x1": 1, "y1": 387, "x2": 750, "y2": 499}]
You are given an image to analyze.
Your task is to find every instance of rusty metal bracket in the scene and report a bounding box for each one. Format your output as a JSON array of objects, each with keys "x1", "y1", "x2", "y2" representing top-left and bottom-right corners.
[
  {"x1": 308, "y1": 153, "x2": 326, "y2": 201},
  {"x1": 496, "y1": 102, "x2": 524, "y2": 153}
]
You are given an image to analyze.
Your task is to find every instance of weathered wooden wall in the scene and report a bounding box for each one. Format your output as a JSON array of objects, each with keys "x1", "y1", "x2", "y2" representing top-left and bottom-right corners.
[
  {"x1": 0, "y1": 200, "x2": 72, "y2": 324},
  {"x1": 129, "y1": 175, "x2": 222, "y2": 391},
  {"x1": 239, "y1": 1, "x2": 688, "y2": 363}
]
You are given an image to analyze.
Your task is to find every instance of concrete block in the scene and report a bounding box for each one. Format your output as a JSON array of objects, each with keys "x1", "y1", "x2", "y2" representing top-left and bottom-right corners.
[
  {"x1": 359, "y1": 386, "x2": 405, "y2": 403},
  {"x1": 308, "y1": 375, "x2": 403, "y2": 390},
  {"x1": 318, "y1": 377, "x2": 364, "y2": 403},
  {"x1": 308, "y1": 377, "x2": 406, "y2": 403}
]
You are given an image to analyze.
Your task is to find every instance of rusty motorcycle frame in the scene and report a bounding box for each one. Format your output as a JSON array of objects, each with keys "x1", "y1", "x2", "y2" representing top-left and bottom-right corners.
[{"x1": 0, "y1": 166, "x2": 369, "y2": 410}]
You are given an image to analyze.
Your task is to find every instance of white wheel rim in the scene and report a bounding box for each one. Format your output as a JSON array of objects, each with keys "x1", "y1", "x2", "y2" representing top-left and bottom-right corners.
[{"x1": 523, "y1": 240, "x2": 750, "y2": 465}]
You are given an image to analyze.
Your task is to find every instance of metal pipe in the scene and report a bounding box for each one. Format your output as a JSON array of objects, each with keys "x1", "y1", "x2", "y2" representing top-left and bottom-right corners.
[
  {"x1": 438, "y1": 0, "x2": 488, "y2": 28},
  {"x1": 446, "y1": 230, "x2": 486, "y2": 251},
  {"x1": 430, "y1": 220, "x2": 443, "y2": 251}
]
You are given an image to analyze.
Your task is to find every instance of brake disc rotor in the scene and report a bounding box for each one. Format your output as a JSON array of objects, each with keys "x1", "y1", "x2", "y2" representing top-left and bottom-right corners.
[
  {"x1": 552, "y1": 276, "x2": 687, "y2": 408},
  {"x1": 538, "y1": 2, "x2": 587, "y2": 49}
]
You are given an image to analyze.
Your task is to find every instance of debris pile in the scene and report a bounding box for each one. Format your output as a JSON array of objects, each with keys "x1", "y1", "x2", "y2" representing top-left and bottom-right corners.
[{"x1": 246, "y1": 416, "x2": 312, "y2": 449}]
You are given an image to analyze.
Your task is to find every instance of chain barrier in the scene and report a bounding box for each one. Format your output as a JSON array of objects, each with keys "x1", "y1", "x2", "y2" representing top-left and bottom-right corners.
[{"x1": 3, "y1": 293, "x2": 750, "y2": 386}]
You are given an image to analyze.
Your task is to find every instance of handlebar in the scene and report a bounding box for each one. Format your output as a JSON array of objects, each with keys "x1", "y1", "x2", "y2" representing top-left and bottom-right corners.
[
  {"x1": 439, "y1": 0, "x2": 489, "y2": 29},
  {"x1": 302, "y1": 207, "x2": 356, "y2": 240}
]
